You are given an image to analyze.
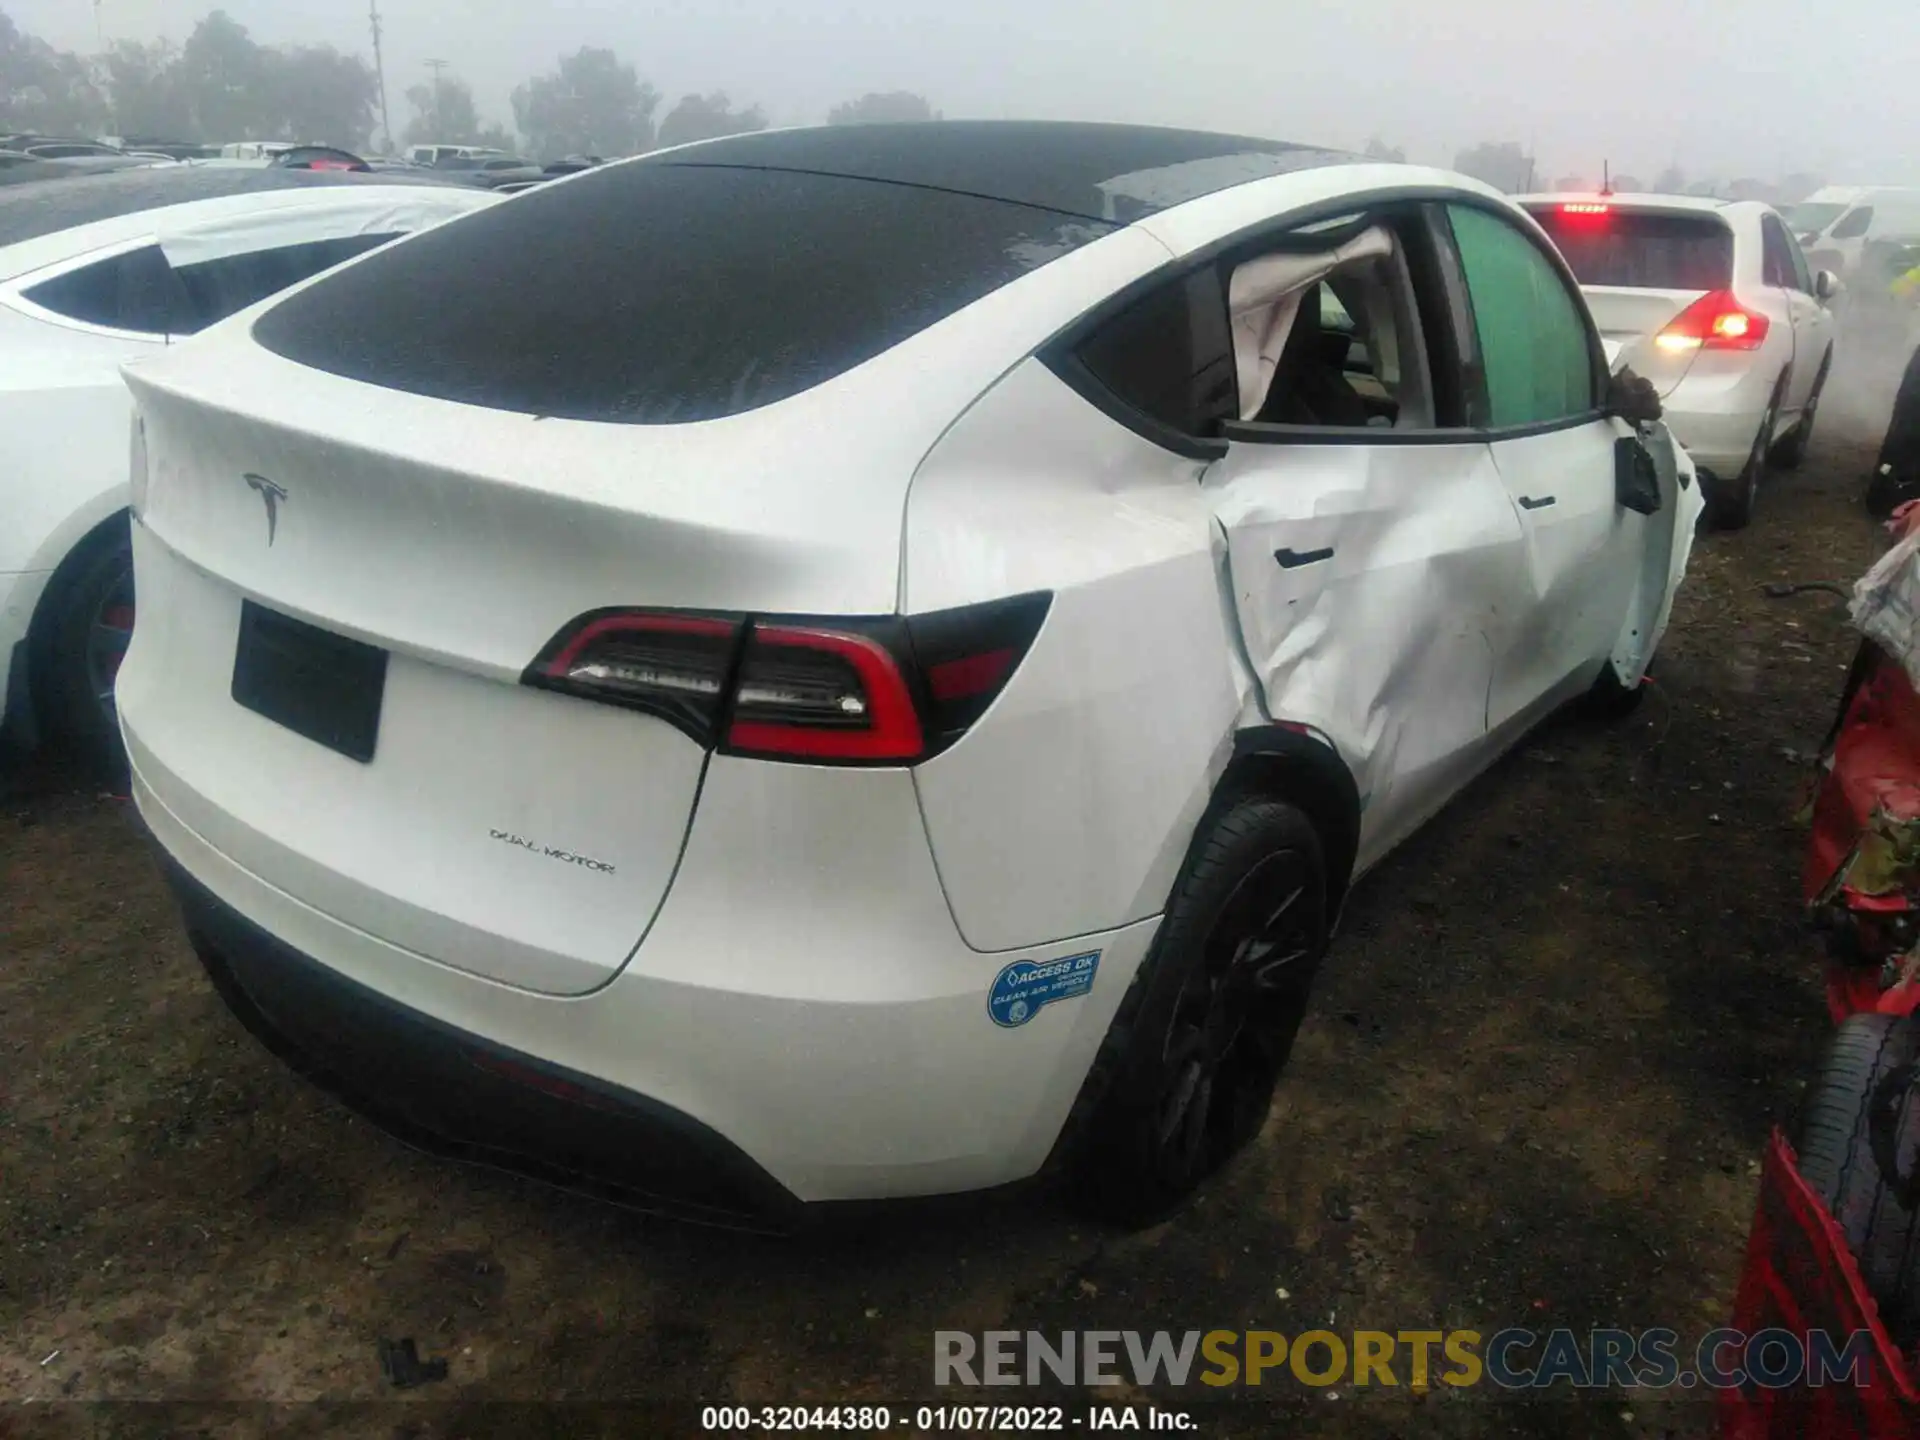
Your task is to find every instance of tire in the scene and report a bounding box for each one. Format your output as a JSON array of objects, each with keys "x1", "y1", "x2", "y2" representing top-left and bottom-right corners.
[
  {"x1": 1060, "y1": 797, "x2": 1330, "y2": 1226},
  {"x1": 1796, "y1": 1013, "x2": 1920, "y2": 1343},
  {"x1": 33, "y1": 517, "x2": 134, "y2": 775},
  {"x1": 1705, "y1": 395, "x2": 1779, "y2": 531},
  {"x1": 1771, "y1": 353, "x2": 1831, "y2": 470},
  {"x1": 1580, "y1": 657, "x2": 1650, "y2": 720},
  {"x1": 1867, "y1": 465, "x2": 1915, "y2": 521}
]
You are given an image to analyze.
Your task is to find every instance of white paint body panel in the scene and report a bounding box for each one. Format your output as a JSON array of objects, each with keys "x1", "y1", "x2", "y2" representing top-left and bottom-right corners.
[
  {"x1": 120, "y1": 521, "x2": 708, "y2": 996},
  {"x1": 1610, "y1": 422, "x2": 1705, "y2": 683},
  {"x1": 1204, "y1": 435, "x2": 1525, "y2": 870},
  {"x1": 905, "y1": 360, "x2": 1245, "y2": 952},
  {"x1": 1485, "y1": 419, "x2": 1642, "y2": 727},
  {"x1": 133, "y1": 743, "x2": 1158, "y2": 1201}
]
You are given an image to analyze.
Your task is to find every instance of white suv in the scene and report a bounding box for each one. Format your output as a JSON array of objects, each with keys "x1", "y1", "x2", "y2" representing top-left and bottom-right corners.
[
  {"x1": 1522, "y1": 194, "x2": 1839, "y2": 530},
  {"x1": 121, "y1": 124, "x2": 1703, "y2": 1227},
  {"x1": 1785, "y1": 186, "x2": 1920, "y2": 283}
]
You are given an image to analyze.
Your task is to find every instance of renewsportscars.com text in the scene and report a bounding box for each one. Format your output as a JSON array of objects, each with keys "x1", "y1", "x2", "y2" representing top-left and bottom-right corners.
[{"x1": 933, "y1": 1328, "x2": 1876, "y2": 1391}]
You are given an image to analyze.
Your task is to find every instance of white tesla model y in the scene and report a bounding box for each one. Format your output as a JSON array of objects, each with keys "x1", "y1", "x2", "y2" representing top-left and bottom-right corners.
[{"x1": 119, "y1": 123, "x2": 1703, "y2": 1228}]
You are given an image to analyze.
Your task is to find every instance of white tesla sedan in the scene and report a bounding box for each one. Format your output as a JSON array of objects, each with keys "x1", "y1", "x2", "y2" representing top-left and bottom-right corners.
[
  {"x1": 1520, "y1": 193, "x2": 1839, "y2": 530},
  {"x1": 120, "y1": 123, "x2": 1703, "y2": 1228},
  {"x1": 0, "y1": 167, "x2": 497, "y2": 763}
]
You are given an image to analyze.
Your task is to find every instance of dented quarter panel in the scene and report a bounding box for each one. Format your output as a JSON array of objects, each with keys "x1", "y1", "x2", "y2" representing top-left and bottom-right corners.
[{"x1": 1203, "y1": 436, "x2": 1529, "y2": 871}]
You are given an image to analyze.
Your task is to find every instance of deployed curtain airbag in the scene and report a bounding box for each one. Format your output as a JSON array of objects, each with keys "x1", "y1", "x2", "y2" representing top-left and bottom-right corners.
[
  {"x1": 156, "y1": 191, "x2": 498, "y2": 269},
  {"x1": 1229, "y1": 226, "x2": 1394, "y2": 420}
]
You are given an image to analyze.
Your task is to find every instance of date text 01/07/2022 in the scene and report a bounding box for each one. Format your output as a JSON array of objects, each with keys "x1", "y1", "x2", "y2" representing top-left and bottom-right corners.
[{"x1": 699, "y1": 1403, "x2": 1198, "y2": 1431}]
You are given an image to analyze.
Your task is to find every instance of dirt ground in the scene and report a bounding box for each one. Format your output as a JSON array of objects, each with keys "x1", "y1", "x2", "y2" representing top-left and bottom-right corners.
[{"x1": 1, "y1": 346, "x2": 1911, "y2": 1440}]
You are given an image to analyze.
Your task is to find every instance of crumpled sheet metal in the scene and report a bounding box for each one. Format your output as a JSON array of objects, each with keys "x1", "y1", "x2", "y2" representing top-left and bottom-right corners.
[{"x1": 1818, "y1": 802, "x2": 1920, "y2": 904}]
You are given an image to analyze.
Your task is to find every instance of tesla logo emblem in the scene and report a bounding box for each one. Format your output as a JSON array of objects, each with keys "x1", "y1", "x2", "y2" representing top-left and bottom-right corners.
[{"x1": 243, "y1": 473, "x2": 288, "y2": 545}]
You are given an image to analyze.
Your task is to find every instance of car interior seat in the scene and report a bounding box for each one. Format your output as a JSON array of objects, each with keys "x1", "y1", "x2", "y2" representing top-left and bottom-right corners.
[{"x1": 1254, "y1": 282, "x2": 1372, "y2": 426}]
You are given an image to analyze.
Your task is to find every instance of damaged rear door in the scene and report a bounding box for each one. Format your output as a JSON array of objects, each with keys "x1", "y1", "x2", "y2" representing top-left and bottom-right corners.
[{"x1": 1206, "y1": 433, "x2": 1527, "y2": 868}]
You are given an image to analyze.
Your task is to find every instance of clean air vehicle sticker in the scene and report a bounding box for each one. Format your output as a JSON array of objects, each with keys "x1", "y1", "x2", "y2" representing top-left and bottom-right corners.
[{"x1": 988, "y1": 951, "x2": 1101, "y2": 1028}]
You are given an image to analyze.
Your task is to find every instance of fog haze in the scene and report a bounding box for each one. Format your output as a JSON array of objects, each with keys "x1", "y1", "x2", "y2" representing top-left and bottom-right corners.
[{"x1": 9, "y1": 0, "x2": 1914, "y2": 182}]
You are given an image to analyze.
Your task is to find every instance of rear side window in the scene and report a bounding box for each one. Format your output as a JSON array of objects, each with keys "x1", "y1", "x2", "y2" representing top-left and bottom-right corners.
[
  {"x1": 1527, "y1": 207, "x2": 1733, "y2": 291},
  {"x1": 252, "y1": 164, "x2": 1115, "y2": 424},
  {"x1": 1073, "y1": 268, "x2": 1235, "y2": 438},
  {"x1": 172, "y1": 233, "x2": 396, "y2": 331},
  {"x1": 1783, "y1": 227, "x2": 1814, "y2": 293},
  {"x1": 1761, "y1": 216, "x2": 1799, "y2": 289},
  {"x1": 1831, "y1": 206, "x2": 1874, "y2": 240},
  {"x1": 1446, "y1": 205, "x2": 1596, "y2": 429},
  {"x1": 21, "y1": 243, "x2": 188, "y2": 334}
]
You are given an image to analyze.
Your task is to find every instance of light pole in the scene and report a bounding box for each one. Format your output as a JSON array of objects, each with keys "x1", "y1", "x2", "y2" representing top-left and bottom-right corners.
[
  {"x1": 424, "y1": 58, "x2": 449, "y2": 141},
  {"x1": 368, "y1": 0, "x2": 393, "y2": 152}
]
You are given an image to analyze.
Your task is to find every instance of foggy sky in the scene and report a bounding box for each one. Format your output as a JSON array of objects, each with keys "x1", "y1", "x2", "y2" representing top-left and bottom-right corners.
[{"x1": 13, "y1": 0, "x2": 1914, "y2": 183}]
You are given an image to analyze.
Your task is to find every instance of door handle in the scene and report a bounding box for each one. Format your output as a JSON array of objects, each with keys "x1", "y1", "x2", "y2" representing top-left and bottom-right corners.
[
  {"x1": 1518, "y1": 494, "x2": 1556, "y2": 510},
  {"x1": 1274, "y1": 546, "x2": 1335, "y2": 569}
]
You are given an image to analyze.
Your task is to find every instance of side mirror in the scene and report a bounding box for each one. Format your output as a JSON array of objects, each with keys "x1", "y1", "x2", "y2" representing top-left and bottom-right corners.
[
  {"x1": 1615, "y1": 435, "x2": 1662, "y2": 516},
  {"x1": 1816, "y1": 269, "x2": 1841, "y2": 301},
  {"x1": 1606, "y1": 367, "x2": 1663, "y2": 425}
]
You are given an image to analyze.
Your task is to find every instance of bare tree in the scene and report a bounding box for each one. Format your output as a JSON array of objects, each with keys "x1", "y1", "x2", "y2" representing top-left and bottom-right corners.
[
  {"x1": 0, "y1": 8, "x2": 107, "y2": 134},
  {"x1": 656, "y1": 92, "x2": 766, "y2": 149},
  {"x1": 827, "y1": 91, "x2": 937, "y2": 125},
  {"x1": 512, "y1": 47, "x2": 658, "y2": 159},
  {"x1": 1451, "y1": 141, "x2": 1534, "y2": 193},
  {"x1": 402, "y1": 73, "x2": 512, "y2": 148}
]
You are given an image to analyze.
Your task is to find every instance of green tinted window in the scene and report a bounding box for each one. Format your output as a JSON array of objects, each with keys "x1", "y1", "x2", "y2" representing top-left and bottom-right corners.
[{"x1": 1447, "y1": 205, "x2": 1596, "y2": 428}]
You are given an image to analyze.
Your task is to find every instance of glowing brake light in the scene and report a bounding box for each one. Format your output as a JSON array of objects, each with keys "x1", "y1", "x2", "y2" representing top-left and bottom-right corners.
[
  {"x1": 1653, "y1": 289, "x2": 1770, "y2": 354},
  {"x1": 1561, "y1": 202, "x2": 1611, "y2": 215}
]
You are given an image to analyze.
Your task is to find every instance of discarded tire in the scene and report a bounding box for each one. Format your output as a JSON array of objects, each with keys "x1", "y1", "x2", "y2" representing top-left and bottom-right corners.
[{"x1": 1796, "y1": 1013, "x2": 1920, "y2": 1341}]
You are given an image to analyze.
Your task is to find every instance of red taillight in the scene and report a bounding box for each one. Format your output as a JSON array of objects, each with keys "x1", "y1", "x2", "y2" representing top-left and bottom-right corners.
[
  {"x1": 725, "y1": 625, "x2": 924, "y2": 761},
  {"x1": 524, "y1": 593, "x2": 1051, "y2": 765},
  {"x1": 1654, "y1": 289, "x2": 1770, "y2": 353},
  {"x1": 463, "y1": 1049, "x2": 619, "y2": 1111},
  {"x1": 927, "y1": 648, "x2": 1016, "y2": 702},
  {"x1": 1561, "y1": 202, "x2": 1610, "y2": 215},
  {"x1": 530, "y1": 611, "x2": 739, "y2": 740}
]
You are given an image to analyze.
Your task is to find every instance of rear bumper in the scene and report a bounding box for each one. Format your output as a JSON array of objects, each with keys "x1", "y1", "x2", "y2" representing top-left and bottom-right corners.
[
  {"x1": 1663, "y1": 403, "x2": 1767, "y2": 479},
  {"x1": 163, "y1": 855, "x2": 805, "y2": 1230},
  {"x1": 1663, "y1": 367, "x2": 1780, "y2": 478},
  {"x1": 129, "y1": 744, "x2": 1159, "y2": 1208}
]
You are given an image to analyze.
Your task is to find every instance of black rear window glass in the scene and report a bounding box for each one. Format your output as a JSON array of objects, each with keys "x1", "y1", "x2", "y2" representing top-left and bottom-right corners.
[
  {"x1": 22, "y1": 243, "x2": 188, "y2": 332},
  {"x1": 1075, "y1": 268, "x2": 1234, "y2": 437},
  {"x1": 1527, "y1": 207, "x2": 1733, "y2": 291},
  {"x1": 174, "y1": 233, "x2": 395, "y2": 330},
  {"x1": 252, "y1": 164, "x2": 1115, "y2": 424}
]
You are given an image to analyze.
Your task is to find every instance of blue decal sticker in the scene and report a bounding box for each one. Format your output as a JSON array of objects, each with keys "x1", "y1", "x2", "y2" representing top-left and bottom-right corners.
[{"x1": 988, "y1": 950, "x2": 1101, "y2": 1028}]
